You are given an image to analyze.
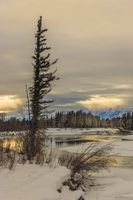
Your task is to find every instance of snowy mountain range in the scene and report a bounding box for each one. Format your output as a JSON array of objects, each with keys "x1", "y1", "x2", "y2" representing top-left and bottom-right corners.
[{"x1": 93, "y1": 108, "x2": 133, "y2": 119}]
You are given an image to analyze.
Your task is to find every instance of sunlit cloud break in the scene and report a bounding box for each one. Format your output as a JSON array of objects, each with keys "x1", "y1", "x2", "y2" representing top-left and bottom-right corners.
[
  {"x1": 0, "y1": 95, "x2": 22, "y2": 113},
  {"x1": 78, "y1": 95, "x2": 124, "y2": 111}
]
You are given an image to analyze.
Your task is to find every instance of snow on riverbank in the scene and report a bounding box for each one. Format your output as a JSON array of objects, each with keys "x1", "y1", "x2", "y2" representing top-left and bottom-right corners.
[
  {"x1": 85, "y1": 167, "x2": 133, "y2": 200},
  {"x1": 0, "y1": 164, "x2": 83, "y2": 200},
  {"x1": 113, "y1": 140, "x2": 133, "y2": 157},
  {"x1": 0, "y1": 128, "x2": 119, "y2": 139},
  {"x1": 47, "y1": 128, "x2": 119, "y2": 136}
]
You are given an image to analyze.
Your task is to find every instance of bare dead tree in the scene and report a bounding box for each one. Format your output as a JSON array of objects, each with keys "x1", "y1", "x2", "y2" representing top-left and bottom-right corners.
[{"x1": 26, "y1": 84, "x2": 31, "y2": 123}]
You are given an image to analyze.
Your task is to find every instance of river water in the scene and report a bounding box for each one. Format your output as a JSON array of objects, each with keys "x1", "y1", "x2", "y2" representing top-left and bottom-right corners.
[{"x1": 46, "y1": 129, "x2": 133, "y2": 168}]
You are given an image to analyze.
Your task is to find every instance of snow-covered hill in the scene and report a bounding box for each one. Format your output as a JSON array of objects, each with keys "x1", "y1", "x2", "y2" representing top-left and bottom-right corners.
[{"x1": 93, "y1": 108, "x2": 133, "y2": 119}]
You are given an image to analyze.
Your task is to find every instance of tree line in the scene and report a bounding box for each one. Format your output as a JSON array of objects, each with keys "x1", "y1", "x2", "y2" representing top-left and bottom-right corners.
[
  {"x1": 44, "y1": 110, "x2": 133, "y2": 129},
  {"x1": 0, "y1": 110, "x2": 133, "y2": 132}
]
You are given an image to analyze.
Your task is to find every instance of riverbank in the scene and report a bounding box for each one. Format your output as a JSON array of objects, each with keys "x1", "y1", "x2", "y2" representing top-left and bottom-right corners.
[{"x1": 85, "y1": 167, "x2": 133, "y2": 200}]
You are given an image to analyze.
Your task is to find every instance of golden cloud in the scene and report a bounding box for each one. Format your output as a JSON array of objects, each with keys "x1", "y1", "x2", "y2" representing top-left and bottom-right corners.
[
  {"x1": 78, "y1": 95, "x2": 124, "y2": 110},
  {"x1": 0, "y1": 95, "x2": 22, "y2": 113}
]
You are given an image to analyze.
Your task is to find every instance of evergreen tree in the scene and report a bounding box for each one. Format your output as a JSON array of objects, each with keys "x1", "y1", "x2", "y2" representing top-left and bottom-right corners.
[{"x1": 27, "y1": 16, "x2": 58, "y2": 160}]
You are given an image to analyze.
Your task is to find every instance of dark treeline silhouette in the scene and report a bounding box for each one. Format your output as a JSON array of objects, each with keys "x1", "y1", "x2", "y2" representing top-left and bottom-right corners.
[
  {"x1": 0, "y1": 117, "x2": 29, "y2": 132},
  {"x1": 111, "y1": 112, "x2": 133, "y2": 130},
  {"x1": 0, "y1": 110, "x2": 133, "y2": 132},
  {"x1": 47, "y1": 110, "x2": 133, "y2": 129},
  {"x1": 38, "y1": 110, "x2": 132, "y2": 130},
  {"x1": 47, "y1": 111, "x2": 101, "y2": 128}
]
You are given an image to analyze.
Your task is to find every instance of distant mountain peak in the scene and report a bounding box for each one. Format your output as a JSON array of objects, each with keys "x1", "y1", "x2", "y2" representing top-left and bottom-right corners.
[{"x1": 93, "y1": 107, "x2": 133, "y2": 119}]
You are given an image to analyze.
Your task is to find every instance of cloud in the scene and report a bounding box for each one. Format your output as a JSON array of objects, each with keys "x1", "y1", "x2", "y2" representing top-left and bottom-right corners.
[
  {"x1": 0, "y1": 95, "x2": 22, "y2": 113},
  {"x1": 78, "y1": 95, "x2": 125, "y2": 110},
  {"x1": 113, "y1": 84, "x2": 132, "y2": 89}
]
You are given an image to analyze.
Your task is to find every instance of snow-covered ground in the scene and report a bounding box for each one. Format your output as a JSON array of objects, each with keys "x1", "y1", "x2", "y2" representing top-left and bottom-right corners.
[
  {"x1": 0, "y1": 128, "x2": 120, "y2": 139},
  {"x1": 0, "y1": 164, "x2": 83, "y2": 200},
  {"x1": 46, "y1": 128, "x2": 120, "y2": 136},
  {"x1": 85, "y1": 167, "x2": 133, "y2": 200}
]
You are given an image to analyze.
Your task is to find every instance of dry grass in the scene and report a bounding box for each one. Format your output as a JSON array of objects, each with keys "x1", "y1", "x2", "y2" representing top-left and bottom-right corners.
[
  {"x1": 0, "y1": 136, "x2": 28, "y2": 169},
  {"x1": 58, "y1": 142, "x2": 116, "y2": 191},
  {"x1": 0, "y1": 141, "x2": 16, "y2": 169},
  {"x1": 59, "y1": 143, "x2": 116, "y2": 174}
]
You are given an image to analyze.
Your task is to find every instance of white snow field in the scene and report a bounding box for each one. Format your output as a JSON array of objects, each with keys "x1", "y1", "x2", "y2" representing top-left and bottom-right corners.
[
  {"x1": 85, "y1": 167, "x2": 133, "y2": 200},
  {"x1": 46, "y1": 128, "x2": 119, "y2": 136},
  {"x1": 0, "y1": 164, "x2": 83, "y2": 200}
]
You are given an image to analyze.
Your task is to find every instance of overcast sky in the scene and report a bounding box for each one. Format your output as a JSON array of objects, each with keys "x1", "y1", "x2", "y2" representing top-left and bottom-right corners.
[{"x1": 0, "y1": 0, "x2": 133, "y2": 113}]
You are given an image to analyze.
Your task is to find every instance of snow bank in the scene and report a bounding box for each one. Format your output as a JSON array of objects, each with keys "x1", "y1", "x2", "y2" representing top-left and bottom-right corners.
[
  {"x1": 0, "y1": 128, "x2": 119, "y2": 139},
  {"x1": 113, "y1": 139, "x2": 133, "y2": 157},
  {"x1": 46, "y1": 128, "x2": 119, "y2": 136},
  {"x1": 85, "y1": 167, "x2": 133, "y2": 200},
  {"x1": 0, "y1": 164, "x2": 83, "y2": 200}
]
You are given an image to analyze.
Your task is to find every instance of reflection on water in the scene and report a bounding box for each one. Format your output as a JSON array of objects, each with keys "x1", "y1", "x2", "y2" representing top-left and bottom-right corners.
[
  {"x1": 0, "y1": 139, "x2": 22, "y2": 151},
  {"x1": 48, "y1": 134, "x2": 120, "y2": 148},
  {"x1": 113, "y1": 156, "x2": 133, "y2": 168},
  {"x1": 83, "y1": 135, "x2": 119, "y2": 142}
]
